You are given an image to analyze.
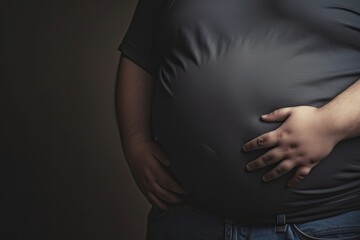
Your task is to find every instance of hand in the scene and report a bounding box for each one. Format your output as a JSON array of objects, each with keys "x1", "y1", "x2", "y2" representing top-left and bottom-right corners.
[
  {"x1": 125, "y1": 138, "x2": 188, "y2": 210},
  {"x1": 241, "y1": 105, "x2": 341, "y2": 187}
]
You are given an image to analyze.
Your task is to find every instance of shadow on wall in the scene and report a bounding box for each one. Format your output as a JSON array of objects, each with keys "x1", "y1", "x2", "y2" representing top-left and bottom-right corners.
[{"x1": 1, "y1": 0, "x2": 149, "y2": 239}]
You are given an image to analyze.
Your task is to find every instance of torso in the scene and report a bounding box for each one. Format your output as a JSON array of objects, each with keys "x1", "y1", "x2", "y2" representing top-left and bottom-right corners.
[{"x1": 151, "y1": 0, "x2": 360, "y2": 224}]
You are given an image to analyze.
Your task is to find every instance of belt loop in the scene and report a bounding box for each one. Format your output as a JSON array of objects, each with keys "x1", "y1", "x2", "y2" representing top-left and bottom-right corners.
[
  {"x1": 224, "y1": 218, "x2": 234, "y2": 240},
  {"x1": 275, "y1": 213, "x2": 287, "y2": 233}
]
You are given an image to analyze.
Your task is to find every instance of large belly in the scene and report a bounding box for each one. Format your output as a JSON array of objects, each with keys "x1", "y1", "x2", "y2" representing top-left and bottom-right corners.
[{"x1": 151, "y1": 22, "x2": 360, "y2": 223}]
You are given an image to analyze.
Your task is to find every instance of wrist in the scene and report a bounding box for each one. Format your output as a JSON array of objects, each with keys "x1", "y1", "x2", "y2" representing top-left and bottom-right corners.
[
  {"x1": 121, "y1": 130, "x2": 152, "y2": 151},
  {"x1": 316, "y1": 105, "x2": 348, "y2": 143},
  {"x1": 128, "y1": 131, "x2": 153, "y2": 145}
]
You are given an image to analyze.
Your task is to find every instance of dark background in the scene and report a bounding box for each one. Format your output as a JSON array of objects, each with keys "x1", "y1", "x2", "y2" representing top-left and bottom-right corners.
[{"x1": 1, "y1": 1, "x2": 149, "y2": 239}]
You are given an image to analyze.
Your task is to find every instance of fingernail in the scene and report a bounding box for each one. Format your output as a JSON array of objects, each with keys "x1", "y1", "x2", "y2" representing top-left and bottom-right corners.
[
  {"x1": 262, "y1": 176, "x2": 268, "y2": 182},
  {"x1": 242, "y1": 145, "x2": 247, "y2": 152},
  {"x1": 261, "y1": 114, "x2": 268, "y2": 118},
  {"x1": 246, "y1": 164, "x2": 252, "y2": 171}
]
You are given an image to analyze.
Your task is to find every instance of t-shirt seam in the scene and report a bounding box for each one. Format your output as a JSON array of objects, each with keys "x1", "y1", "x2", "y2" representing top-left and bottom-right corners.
[{"x1": 118, "y1": 39, "x2": 157, "y2": 78}]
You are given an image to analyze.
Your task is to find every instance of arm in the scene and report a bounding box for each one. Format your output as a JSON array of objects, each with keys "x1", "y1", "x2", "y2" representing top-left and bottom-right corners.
[
  {"x1": 115, "y1": 54, "x2": 155, "y2": 148},
  {"x1": 318, "y1": 78, "x2": 360, "y2": 142},
  {"x1": 241, "y1": 78, "x2": 360, "y2": 187},
  {"x1": 115, "y1": 55, "x2": 188, "y2": 210}
]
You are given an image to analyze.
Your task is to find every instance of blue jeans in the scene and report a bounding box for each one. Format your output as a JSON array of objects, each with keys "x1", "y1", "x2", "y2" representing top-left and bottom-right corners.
[{"x1": 146, "y1": 204, "x2": 360, "y2": 240}]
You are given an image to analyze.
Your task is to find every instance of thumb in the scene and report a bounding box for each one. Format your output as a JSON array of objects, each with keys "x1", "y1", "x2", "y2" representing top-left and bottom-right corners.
[{"x1": 261, "y1": 107, "x2": 293, "y2": 122}]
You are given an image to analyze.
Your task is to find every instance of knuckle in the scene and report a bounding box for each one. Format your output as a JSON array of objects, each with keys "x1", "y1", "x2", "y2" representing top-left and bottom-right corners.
[
  {"x1": 257, "y1": 137, "x2": 265, "y2": 146},
  {"x1": 277, "y1": 129, "x2": 290, "y2": 140},
  {"x1": 280, "y1": 161, "x2": 293, "y2": 170},
  {"x1": 283, "y1": 152, "x2": 291, "y2": 159},
  {"x1": 298, "y1": 167, "x2": 311, "y2": 176},
  {"x1": 297, "y1": 151, "x2": 305, "y2": 157},
  {"x1": 308, "y1": 158, "x2": 318, "y2": 164},
  {"x1": 289, "y1": 142, "x2": 298, "y2": 148},
  {"x1": 262, "y1": 155, "x2": 272, "y2": 164},
  {"x1": 288, "y1": 142, "x2": 298, "y2": 150},
  {"x1": 275, "y1": 166, "x2": 285, "y2": 174},
  {"x1": 282, "y1": 147, "x2": 294, "y2": 158},
  {"x1": 284, "y1": 128, "x2": 291, "y2": 134},
  {"x1": 277, "y1": 131, "x2": 284, "y2": 139},
  {"x1": 293, "y1": 159, "x2": 302, "y2": 166},
  {"x1": 297, "y1": 175, "x2": 305, "y2": 181}
]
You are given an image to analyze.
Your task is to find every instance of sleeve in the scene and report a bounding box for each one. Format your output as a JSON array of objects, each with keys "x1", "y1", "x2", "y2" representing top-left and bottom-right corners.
[{"x1": 117, "y1": 0, "x2": 164, "y2": 78}]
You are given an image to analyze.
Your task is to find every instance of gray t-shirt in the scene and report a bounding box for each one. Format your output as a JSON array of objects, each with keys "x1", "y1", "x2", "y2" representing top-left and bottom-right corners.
[{"x1": 118, "y1": 0, "x2": 360, "y2": 224}]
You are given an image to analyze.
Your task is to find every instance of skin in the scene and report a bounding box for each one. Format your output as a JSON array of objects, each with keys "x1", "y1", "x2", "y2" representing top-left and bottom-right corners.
[
  {"x1": 242, "y1": 79, "x2": 360, "y2": 187},
  {"x1": 116, "y1": 55, "x2": 188, "y2": 211},
  {"x1": 117, "y1": 53, "x2": 360, "y2": 209}
]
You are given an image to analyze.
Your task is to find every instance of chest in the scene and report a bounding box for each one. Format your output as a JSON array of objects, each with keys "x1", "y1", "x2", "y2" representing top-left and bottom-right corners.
[{"x1": 159, "y1": 0, "x2": 360, "y2": 50}]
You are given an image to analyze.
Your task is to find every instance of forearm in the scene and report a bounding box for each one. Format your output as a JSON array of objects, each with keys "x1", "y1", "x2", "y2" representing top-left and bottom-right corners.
[
  {"x1": 115, "y1": 56, "x2": 155, "y2": 153},
  {"x1": 318, "y1": 78, "x2": 360, "y2": 142}
]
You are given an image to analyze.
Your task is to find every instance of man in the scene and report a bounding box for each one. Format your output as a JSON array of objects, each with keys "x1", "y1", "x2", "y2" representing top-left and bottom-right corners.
[{"x1": 116, "y1": 0, "x2": 360, "y2": 239}]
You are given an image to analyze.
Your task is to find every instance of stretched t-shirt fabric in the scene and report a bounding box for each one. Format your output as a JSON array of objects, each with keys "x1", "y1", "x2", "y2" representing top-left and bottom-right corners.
[{"x1": 118, "y1": 0, "x2": 360, "y2": 224}]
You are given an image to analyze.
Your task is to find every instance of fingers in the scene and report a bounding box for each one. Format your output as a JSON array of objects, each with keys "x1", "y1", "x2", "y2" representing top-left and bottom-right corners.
[
  {"x1": 287, "y1": 166, "x2": 312, "y2": 187},
  {"x1": 151, "y1": 145, "x2": 188, "y2": 195},
  {"x1": 141, "y1": 169, "x2": 175, "y2": 211},
  {"x1": 152, "y1": 181, "x2": 183, "y2": 204},
  {"x1": 148, "y1": 192, "x2": 169, "y2": 211},
  {"x1": 146, "y1": 165, "x2": 187, "y2": 211},
  {"x1": 145, "y1": 151, "x2": 188, "y2": 210},
  {"x1": 156, "y1": 166, "x2": 188, "y2": 195},
  {"x1": 261, "y1": 107, "x2": 293, "y2": 122},
  {"x1": 245, "y1": 147, "x2": 285, "y2": 171},
  {"x1": 152, "y1": 143, "x2": 171, "y2": 167},
  {"x1": 262, "y1": 159, "x2": 296, "y2": 182},
  {"x1": 243, "y1": 108, "x2": 295, "y2": 152},
  {"x1": 242, "y1": 130, "x2": 279, "y2": 152}
]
